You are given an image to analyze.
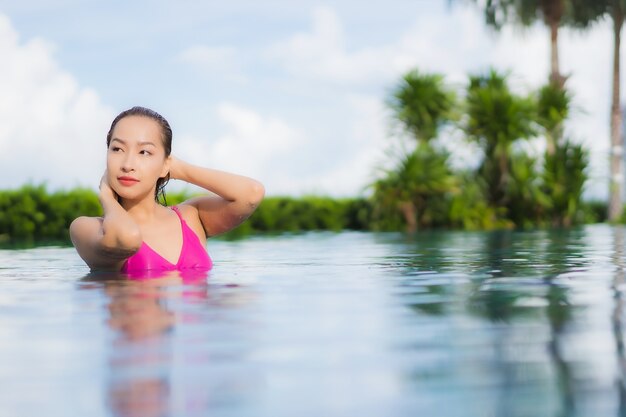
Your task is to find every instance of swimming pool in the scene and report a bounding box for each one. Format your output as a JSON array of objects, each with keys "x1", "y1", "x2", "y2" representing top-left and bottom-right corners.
[{"x1": 0, "y1": 226, "x2": 623, "y2": 416}]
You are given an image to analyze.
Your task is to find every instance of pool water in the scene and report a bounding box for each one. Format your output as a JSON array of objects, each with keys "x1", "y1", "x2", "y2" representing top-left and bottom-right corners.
[{"x1": 0, "y1": 226, "x2": 625, "y2": 416}]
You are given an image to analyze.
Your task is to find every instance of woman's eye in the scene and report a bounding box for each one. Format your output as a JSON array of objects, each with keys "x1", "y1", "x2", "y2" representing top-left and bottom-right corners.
[
  {"x1": 110, "y1": 147, "x2": 122, "y2": 152},
  {"x1": 140, "y1": 150, "x2": 152, "y2": 156}
]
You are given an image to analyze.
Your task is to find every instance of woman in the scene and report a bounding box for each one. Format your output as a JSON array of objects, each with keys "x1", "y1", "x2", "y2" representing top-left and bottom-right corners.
[{"x1": 70, "y1": 106, "x2": 264, "y2": 273}]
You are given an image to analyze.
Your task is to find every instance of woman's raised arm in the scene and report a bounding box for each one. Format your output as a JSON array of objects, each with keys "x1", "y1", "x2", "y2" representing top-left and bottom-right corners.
[{"x1": 171, "y1": 156, "x2": 265, "y2": 237}]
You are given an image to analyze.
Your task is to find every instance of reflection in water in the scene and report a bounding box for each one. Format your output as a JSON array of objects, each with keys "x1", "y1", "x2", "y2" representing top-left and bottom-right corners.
[
  {"x1": 543, "y1": 232, "x2": 577, "y2": 417},
  {"x1": 7, "y1": 230, "x2": 626, "y2": 416},
  {"x1": 85, "y1": 271, "x2": 205, "y2": 417},
  {"x1": 388, "y1": 227, "x2": 624, "y2": 416},
  {"x1": 82, "y1": 270, "x2": 219, "y2": 417},
  {"x1": 612, "y1": 228, "x2": 626, "y2": 415},
  {"x1": 108, "y1": 377, "x2": 170, "y2": 417},
  {"x1": 82, "y1": 270, "x2": 211, "y2": 340},
  {"x1": 105, "y1": 279, "x2": 175, "y2": 341}
]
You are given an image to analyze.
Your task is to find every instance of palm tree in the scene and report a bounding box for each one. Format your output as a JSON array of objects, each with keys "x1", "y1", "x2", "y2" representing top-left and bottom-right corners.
[
  {"x1": 464, "y1": 69, "x2": 536, "y2": 208},
  {"x1": 467, "y1": 0, "x2": 609, "y2": 219},
  {"x1": 373, "y1": 69, "x2": 457, "y2": 232},
  {"x1": 483, "y1": 0, "x2": 567, "y2": 87},
  {"x1": 479, "y1": 0, "x2": 604, "y2": 88},
  {"x1": 536, "y1": 82, "x2": 589, "y2": 226},
  {"x1": 537, "y1": 82, "x2": 570, "y2": 155},
  {"x1": 571, "y1": 0, "x2": 626, "y2": 221},
  {"x1": 543, "y1": 140, "x2": 589, "y2": 226},
  {"x1": 372, "y1": 145, "x2": 457, "y2": 231},
  {"x1": 603, "y1": 0, "x2": 626, "y2": 221},
  {"x1": 387, "y1": 69, "x2": 457, "y2": 143}
]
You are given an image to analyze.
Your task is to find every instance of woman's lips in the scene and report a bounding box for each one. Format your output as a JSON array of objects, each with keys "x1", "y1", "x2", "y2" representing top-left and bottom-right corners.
[{"x1": 118, "y1": 176, "x2": 139, "y2": 186}]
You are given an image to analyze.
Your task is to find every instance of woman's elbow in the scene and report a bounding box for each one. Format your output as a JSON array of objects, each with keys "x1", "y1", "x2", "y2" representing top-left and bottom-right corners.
[
  {"x1": 101, "y1": 228, "x2": 142, "y2": 257},
  {"x1": 117, "y1": 229, "x2": 143, "y2": 252},
  {"x1": 248, "y1": 180, "x2": 265, "y2": 209}
]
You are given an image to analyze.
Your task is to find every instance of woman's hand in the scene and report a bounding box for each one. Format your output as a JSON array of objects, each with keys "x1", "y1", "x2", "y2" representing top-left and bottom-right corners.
[
  {"x1": 99, "y1": 171, "x2": 118, "y2": 203},
  {"x1": 70, "y1": 170, "x2": 142, "y2": 271},
  {"x1": 168, "y1": 155, "x2": 186, "y2": 181}
]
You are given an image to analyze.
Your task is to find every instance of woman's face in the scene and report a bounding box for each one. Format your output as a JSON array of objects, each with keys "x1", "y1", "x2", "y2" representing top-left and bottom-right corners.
[{"x1": 106, "y1": 116, "x2": 170, "y2": 201}]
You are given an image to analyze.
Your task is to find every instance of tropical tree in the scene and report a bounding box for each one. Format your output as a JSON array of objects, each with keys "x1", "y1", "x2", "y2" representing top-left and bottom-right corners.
[
  {"x1": 448, "y1": 171, "x2": 511, "y2": 229},
  {"x1": 507, "y1": 151, "x2": 551, "y2": 227},
  {"x1": 543, "y1": 140, "x2": 589, "y2": 226},
  {"x1": 371, "y1": 144, "x2": 457, "y2": 231},
  {"x1": 535, "y1": 82, "x2": 589, "y2": 226},
  {"x1": 387, "y1": 69, "x2": 457, "y2": 142},
  {"x1": 595, "y1": 0, "x2": 626, "y2": 221},
  {"x1": 373, "y1": 69, "x2": 457, "y2": 232},
  {"x1": 471, "y1": 0, "x2": 616, "y2": 219},
  {"x1": 537, "y1": 82, "x2": 570, "y2": 154},
  {"x1": 569, "y1": 0, "x2": 626, "y2": 221},
  {"x1": 478, "y1": 0, "x2": 605, "y2": 88},
  {"x1": 463, "y1": 69, "x2": 536, "y2": 209}
]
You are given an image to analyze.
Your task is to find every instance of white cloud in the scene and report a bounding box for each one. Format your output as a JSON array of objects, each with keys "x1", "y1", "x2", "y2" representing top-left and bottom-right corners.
[
  {"x1": 0, "y1": 13, "x2": 113, "y2": 190},
  {"x1": 172, "y1": 98, "x2": 391, "y2": 197},
  {"x1": 266, "y1": 6, "x2": 397, "y2": 85},
  {"x1": 175, "y1": 103, "x2": 307, "y2": 195},
  {"x1": 0, "y1": 3, "x2": 618, "y2": 201},
  {"x1": 316, "y1": 94, "x2": 390, "y2": 195},
  {"x1": 265, "y1": 5, "x2": 498, "y2": 86},
  {"x1": 266, "y1": 5, "x2": 617, "y2": 199}
]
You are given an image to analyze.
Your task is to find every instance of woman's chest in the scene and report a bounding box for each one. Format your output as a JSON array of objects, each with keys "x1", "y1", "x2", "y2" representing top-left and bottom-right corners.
[{"x1": 140, "y1": 218, "x2": 183, "y2": 265}]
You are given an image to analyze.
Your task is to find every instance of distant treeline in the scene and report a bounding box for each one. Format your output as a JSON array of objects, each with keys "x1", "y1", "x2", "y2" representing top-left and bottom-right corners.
[
  {"x1": 0, "y1": 184, "x2": 611, "y2": 244},
  {"x1": 1, "y1": 69, "x2": 612, "y2": 244}
]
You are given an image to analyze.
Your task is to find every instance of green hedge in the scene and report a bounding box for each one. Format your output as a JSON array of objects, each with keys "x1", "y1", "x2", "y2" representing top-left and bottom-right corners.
[
  {"x1": 0, "y1": 185, "x2": 100, "y2": 242},
  {"x1": 0, "y1": 186, "x2": 374, "y2": 243},
  {"x1": 0, "y1": 185, "x2": 615, "y2": 244},
  {"x1": 0, "y1": 186, "x2": 195, "y2": 243}
]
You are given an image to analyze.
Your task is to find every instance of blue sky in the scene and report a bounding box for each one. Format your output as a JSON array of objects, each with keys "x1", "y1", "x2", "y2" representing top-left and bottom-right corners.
[{"x1": 0, "y1": 1, "x2": 617, "y2": 198}]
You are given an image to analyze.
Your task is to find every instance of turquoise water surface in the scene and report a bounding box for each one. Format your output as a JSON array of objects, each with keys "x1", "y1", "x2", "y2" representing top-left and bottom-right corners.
[{"x1": 0, "y1": 226, "x2": 625, "y2": 417}]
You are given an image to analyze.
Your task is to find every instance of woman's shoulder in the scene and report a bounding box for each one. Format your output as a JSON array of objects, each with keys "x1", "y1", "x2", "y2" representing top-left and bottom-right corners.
[
  {"x1": 170, "y1": 204, "x2": 200, "y2": 225},
  {"x1": 170, "y1": 203, "x2": 197, "y2": 217},
  {"x1": 170, "y1": 204, "x2": 206, "y2": 239},
  {"x1": 69, "y1": 216, "x2": 103, "y2": 242},
  {"x1": 70, "y1": 216, "x2": 103, "y2": 232},
  {"x1": 69, "y1": 216, "x2": 104, "y2": 253}
]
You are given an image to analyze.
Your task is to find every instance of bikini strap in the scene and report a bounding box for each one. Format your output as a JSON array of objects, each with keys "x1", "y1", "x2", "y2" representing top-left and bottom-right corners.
[
  {"x1": 170, "y1": 206, "x2": 187, "y2": 232},
  {"x1": 171, "y1": 206, "x2": 191, "y2": 233}
]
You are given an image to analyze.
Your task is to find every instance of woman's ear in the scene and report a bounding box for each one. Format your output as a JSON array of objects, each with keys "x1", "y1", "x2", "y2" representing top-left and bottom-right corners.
[{"x1": 161, "y1": 155, "x2": 172, "y2": 178}]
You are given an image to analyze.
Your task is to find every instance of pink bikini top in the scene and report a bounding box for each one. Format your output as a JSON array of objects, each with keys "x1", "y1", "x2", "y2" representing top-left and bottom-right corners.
[{"x1": 121, "y1": 206, "x2": 212, "y2": 274}]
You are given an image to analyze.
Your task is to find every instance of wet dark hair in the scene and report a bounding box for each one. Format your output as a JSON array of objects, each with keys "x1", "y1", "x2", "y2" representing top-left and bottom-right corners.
[{"x1": 106, "y1": 106, "x2": 172, "y2": 205}]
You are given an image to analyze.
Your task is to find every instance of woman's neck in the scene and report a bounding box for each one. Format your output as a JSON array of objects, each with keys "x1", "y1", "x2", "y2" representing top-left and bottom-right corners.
[{"x1": 120, "y1": 195, "x2": 163, "y2": 223}]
